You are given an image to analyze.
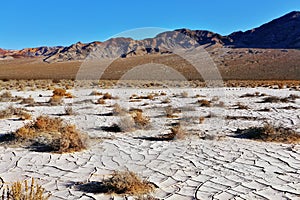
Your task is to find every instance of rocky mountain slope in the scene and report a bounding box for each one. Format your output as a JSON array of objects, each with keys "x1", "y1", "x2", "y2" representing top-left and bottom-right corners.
[
  {"x1": 229, "y1": 11, "x2": 300, "y2": 48},
  {"x1": 1, "y1": 11, "x2": 299, "y2": 63}
]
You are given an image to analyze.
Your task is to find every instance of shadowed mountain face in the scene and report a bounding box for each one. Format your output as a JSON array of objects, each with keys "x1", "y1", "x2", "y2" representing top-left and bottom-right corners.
[
  {"x1": 1, "y1": 11, "x2": 300, "y2": 63},
  {"x1": 229, "y1": 11, "x2": 300, "y2": 48}
]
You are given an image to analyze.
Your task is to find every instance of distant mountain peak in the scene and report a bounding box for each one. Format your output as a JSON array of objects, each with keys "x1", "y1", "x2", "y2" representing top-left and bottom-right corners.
[{"x1": 1, "y1": 11, "x2": 300, "y2": 62}]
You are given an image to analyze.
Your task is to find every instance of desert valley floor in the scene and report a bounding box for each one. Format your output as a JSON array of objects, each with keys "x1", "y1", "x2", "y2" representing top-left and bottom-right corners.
[{"x1": 0, "y1": 83, "x2": 300, "y2": 200}]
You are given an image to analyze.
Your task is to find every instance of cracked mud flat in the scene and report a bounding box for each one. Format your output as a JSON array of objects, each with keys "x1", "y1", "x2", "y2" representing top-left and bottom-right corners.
[{"x1": 0, "y1": 87, "x2": 300, "y2": 199}]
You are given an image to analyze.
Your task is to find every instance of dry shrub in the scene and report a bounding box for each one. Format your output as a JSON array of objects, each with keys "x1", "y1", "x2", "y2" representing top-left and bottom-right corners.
[
  {"x1": 118, "y1": 116, "x2": 136, "y2": 132},
  {"x1": 0, "y1": 91, "x2": 22, "y2": 102},
  {"x1": 0, "y1": 91, "x2": 12, "y2": 102},
  {"x1": 198, "y1": 99, "x2": 211, "y2": 107},
  {"x1": 103, "y1": 171, "x2": 154, "y2": 195},
  {"x1": 133, "y1": 94, "x2": 154, "y2": 100},
  {"x1": 180, "y1": 91, "x2": 189, "y2": 98},
  {"x1": 116, "y1": 109, "x2": 150, "y2": 131},
  {"x1": 161, "y1": 98, "x2": 170, "y2": 104},
  {"x1": 211, "y1": 96, "x2": 219, "y2": 101},
  {"x1": 214, "y1": 101, "x2": 225, "y2": 107},
  {"x1": 64, "y1": 106, "x2": 74, "y2": 115},
  {"x1": 14, "y1": 116, "x2": 87, "y2": 153},
  {"x1": 199, "y1": 116, "x2": 205, "y2": 124},
  {"x1": 165, "y1": 106, "x2": 180, "y2": 118},
  {"x1": 143, "y1": 125, "x2": 186, "y2": 141},
  {"x1": 130, "y1": 109, "x2": 150, "y2": 128},
  {"x1": 102, "y1": 92, "x2": 112, "y2": 99},
  {"x1": 288, "y1": 94, "x2": 300, "y2": 100},
  {"x1": 48, "y1": 96, "x2": 63, "y2": 106},
  {"x1": 52, "y1": 88, "x2": 73, "y2": 98},
  {"x1": 2, "y1": 178, "x2": 50, "y2": 200},
  {"x1": 240, "y1": 92, "x2": 263, "y2": 98},
  {"x1": 235, "y1": 123, "x2": 300, "y2": 144},
  {"x1": 235, "y1": 102, "x2": 249, "y2": 109},
  {"x1": 89, "y1": 90, "x2": 102, "y2": 96},
  {"x1": 0, "y1": 106, "x2": 31, "y2": 120},
  {"x1": 112, "y1": 103, "x2": 126, "y2": 116},
  {"x1": 20, "y1": 96, "x2": 35, "y2": 106},
  {"x1": 169, "y1": 125, "x2": 186, "y2": 140},
  {"x1": 261, "y1": 96, "x2": 291, "y2": 103},
  {"x1": 96, "y1": 98, "x2": 106, "y2": 105}
]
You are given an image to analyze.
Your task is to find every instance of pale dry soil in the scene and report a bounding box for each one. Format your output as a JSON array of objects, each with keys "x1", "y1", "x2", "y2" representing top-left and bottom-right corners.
[{"x1": 0, "y1": 86, "x2": 299, "y2": 200}]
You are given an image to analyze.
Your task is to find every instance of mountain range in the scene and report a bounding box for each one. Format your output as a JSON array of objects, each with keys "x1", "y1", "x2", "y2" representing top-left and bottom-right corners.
[{"x1": 0, "y1": 11, "x2": 300, "y2": 80}]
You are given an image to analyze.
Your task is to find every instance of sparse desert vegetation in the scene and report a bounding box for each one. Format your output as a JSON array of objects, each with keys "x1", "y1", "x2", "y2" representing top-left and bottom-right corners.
[
  {"x1": 0, "y1": 81, "x2": 299, "y2": 199},
  {"x1": 0, "y1": 106, "x2": 31, "y2": 120},
  {"x1": 1, "y1": 178, "x2": 50, "y2": 200},
  {"x1": 235, "y1": 123, "x2": 300, "y2": 144},
  {"x1": 102, "y1": 171, "x2": 155, "y2": 195},
  {"x1": 4, "y1": 115, "x2": 87, "y2": 153}
]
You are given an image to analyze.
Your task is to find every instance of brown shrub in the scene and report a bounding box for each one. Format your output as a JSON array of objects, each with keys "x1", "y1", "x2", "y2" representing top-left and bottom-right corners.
[
  {"x1": 89, "y1": 90, "x2": 103, "y2": 96},
  {"x1": 112, "y1": 103, "x2": 126, "y2": 116},
  {"x1": 102, "y1": 92, "x2": 112, "y2": 99},
  {"x1": 52, "y1": 88, "x2": 73, "y2": 98},
  {"x1": 235, "y1": 123, "x2": 300, "y2": 144},
  {"x1": 235, "y1": 102, "x2": 249, "y2": 110},
  {"x1": 48, "y1": 96, "x2": 63, "y2": 106},
  {"x1": 0, "y1": 91, "x2": 22, "y2": 102},
  {"x1": 14, "y1": 116, "x2": 87, "y2": 153},
  {"x1": 2, "y1": 178, "x2": 50, "y2": 200},
  {"x1": 261, "y1": 96, "x2": 291, "y2": 103},
  {"x1": 180, "y1": 91, "x2": 189, "y2": 98},
  {"x1": 161, "y1": 98, "x2": 170, "y2": 104},
  {"x1": 199, "y1": 117, "x2": 205, "y2": 124},
  {"x1": 103, "y1": 171, "x2": 154, "y2": 195},
  {"x1": 96, "y1": 98, "x2": 106, "y2": 105},
  {"x1": 20, "y1": 96, "x2": 35, "y2": 106},
  {"x1": 198, "y1": 99, "x2": 211, "y2": 107},
  {"x1": 165, "y1": 106, "x2": 180, "y2": 118},
  {"x1": 117, "y1": 116, "x2": 135, "y2": 132},
  {"x1": 64, "y1": 106, "x2": 74, "y2": 115},
  {"x1": 0, "y1": 106, "x2": 31, "y2": 120},
  {"x1": 169, "y1": 125, "x2": 186, "y2": 140},
  {"x1": 130, "y1": 109, "x2": 150, "y2": 128}
]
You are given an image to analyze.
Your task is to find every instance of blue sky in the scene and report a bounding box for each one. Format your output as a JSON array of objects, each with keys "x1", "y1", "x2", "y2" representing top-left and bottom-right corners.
[{"x1": 1, "y1": 0, "x2": 300, "y2": 49}]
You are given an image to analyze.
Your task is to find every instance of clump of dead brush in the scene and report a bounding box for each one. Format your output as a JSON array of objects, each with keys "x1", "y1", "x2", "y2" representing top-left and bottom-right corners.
[
  {"x1": 0, "y1": 106, "x2": 31, "y2": 120},
  {"x1": 198, "y1": 99, "x2": 211, "y2": 107},
  {"x1": 64, "y1": 106, "x2": 75, "y2": 115},
  {"x1": 52, "y1": 88, "x2": 73, "y2": 98},
  {"x1": 102, "y1": 171, "x2": 155, "y2": 195},
  {"x1": 20, "y1": 96, "x2": 35, "y2": 106},
  {"x1": 116, "y1": 108, "x2": 150, "y2": 131},
  {"x1": 0, "y1": 91, "x2": 23, "y2": 102},
  {"x1": 2, "y1": 178, "x2": 50, "y2": 200},
  {"x1": 261, "y1": 96, "x2": 292, "y2": 103},
  {"x1": 112, "y1": 103, "x2": 126, "y2": 116},
  {"x1": 161, "y1": 98, "x2": 170, "y2": 104},
  {"x1": 89, "y1": 90, "x2": 103, "y2": 96},
  {"x1": 234, "y1": 102, "x2": 249, "y2": 110},
  {"x1": 48, "y1": 96, "x2": 63, "y2": 106},
  {"x1": 149, "y1": 125, "x2": 186, "y2": 141},
  {"x1": 180, "y1": 91, "x2": 189, "y2": 98},
  {"x1": 129, "y1": 109, "x2": 150, "y2": 128},
  {"x1": 165, "y1": 106, "x2": 181, "y2": 118},
  {"x1": 235, "y1": 123, "x2": 300, "y2": 144},
  {"x1": 12, "y1": 115, "x2": 87, "y2": 153}
]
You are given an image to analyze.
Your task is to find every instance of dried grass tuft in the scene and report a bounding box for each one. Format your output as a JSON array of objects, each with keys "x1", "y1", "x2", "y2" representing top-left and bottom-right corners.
[
  {"x1": 0, "y1": 106, "x2": 31, "y2": 120},
  {"x1": 198, "y1": 99, "x2": 211, "y2": 107},
  {"x1": 103, "y1": 171, "x2": 154, "y2": 195},
  {"x1": 235, "y1": 123, "x2": 300, "y2": 144},
  {"x1": 1, "y1": 178, "x2": 50, "y2": 200}
]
